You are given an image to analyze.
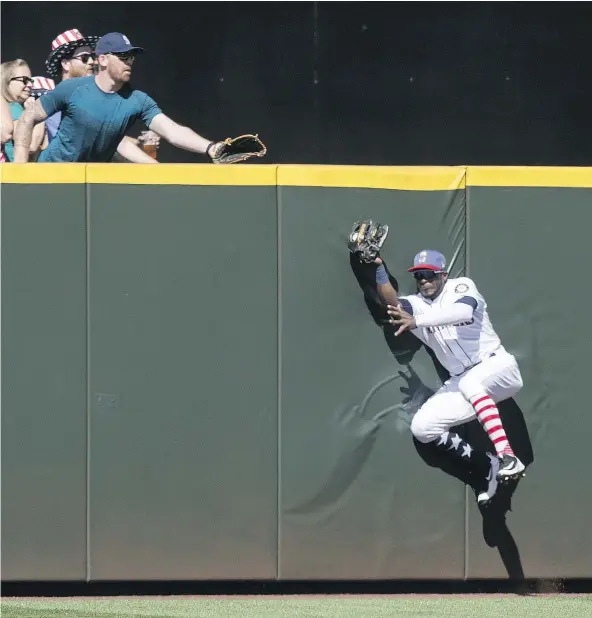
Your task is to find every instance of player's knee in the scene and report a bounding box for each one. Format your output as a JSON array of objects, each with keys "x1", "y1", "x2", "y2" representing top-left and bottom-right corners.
[
  {"x1": 504, "y1": 372, "x2": 523, "y2": 401},
  {"x1": 514, "y1": 371, "x2": 524, "y2": 392},
  {"x1": 457, "y1": 376, "x2": 482, "y2": 401},
  {"x1": 410, "y1": 413, "x2": 437, "y2": 444}
]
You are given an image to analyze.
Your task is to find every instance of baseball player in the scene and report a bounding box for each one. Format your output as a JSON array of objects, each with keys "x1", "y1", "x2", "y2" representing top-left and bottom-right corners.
[{"x1": 367, "y1": 241, "x2": 526, "y2": 505}]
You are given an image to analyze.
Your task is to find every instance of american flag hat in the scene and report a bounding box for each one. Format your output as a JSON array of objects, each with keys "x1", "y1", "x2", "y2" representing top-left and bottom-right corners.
[
  {"x1": 45, "y1": 28, "x2": 99, "y2": 78},
  {"x1": 32, "y1": 76, "x2": 56, "y2": 91}
]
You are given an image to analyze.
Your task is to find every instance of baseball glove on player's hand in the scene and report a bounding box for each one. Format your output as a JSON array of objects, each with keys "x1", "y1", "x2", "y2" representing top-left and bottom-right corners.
[
  {"x1": 348, "y1": 219, "x2": 389, "y2": 264},
  {"x1": 209, "y1": 134, "x2": 267, "y2": 164}
]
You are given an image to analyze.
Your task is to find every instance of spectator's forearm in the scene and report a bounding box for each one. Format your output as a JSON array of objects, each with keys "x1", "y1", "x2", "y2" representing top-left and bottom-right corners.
[
  {"x1": 13, "y1": 110, "x2": 35, "y2": 162},
  {"x1": 166, "y1": 125, "x2": 211, "y2": 154},
  {"x1": 30, "y1": 122, "x2": 46, "y2": 153},
  {"x1": 116, "y1": 138, "x2": 158, "y2": 163}
]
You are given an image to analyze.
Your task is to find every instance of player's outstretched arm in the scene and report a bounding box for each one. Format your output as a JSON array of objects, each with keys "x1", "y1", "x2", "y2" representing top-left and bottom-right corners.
[
  {"x1": 13, "y1": 98, "x2": 48, "y2": 162},
  {"x1": 149, "y1": 113, "x2": 221, "y2": 159},
  {"x1": 374, "y1": 257, "x2": 400, "y2": 307}
]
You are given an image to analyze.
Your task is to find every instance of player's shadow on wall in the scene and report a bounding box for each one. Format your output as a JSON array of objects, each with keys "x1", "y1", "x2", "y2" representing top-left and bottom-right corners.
[
  {"x1": 414, "y1": 404, "x2": 534, "y2": 583},
  {"x1": 350, "y1": 255, "x2": 535, "y2": 582}
]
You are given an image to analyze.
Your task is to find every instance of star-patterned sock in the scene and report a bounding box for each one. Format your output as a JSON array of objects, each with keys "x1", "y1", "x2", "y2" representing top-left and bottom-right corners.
[{"x1": 435, "y1": 431, "x2": 474, "y2": 463}]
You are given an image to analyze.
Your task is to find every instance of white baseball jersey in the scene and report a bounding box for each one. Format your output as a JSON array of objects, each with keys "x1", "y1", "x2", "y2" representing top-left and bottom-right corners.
[{"x1": 401, "y1": 277, "x2": 502, "y2": 377}]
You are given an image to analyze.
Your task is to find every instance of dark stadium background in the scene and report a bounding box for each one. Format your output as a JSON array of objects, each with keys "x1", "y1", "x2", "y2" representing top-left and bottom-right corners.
[{"x1": 2, "y1": 1, "x2": 590, "y2": 165}]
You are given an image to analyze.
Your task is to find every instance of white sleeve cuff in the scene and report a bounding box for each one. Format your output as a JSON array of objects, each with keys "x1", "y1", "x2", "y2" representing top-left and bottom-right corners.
[{"x1": 414, "y1": 303, "x2": 474, "y2": 328}]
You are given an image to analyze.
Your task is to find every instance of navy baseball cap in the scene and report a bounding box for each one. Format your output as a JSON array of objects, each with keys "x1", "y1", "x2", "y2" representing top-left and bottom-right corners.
[
  {"x1": 408, "y1": 249, "x2": 447, "y2": 272},
  {"x1": 95, "y1": 32, "x2": 144, "y2": 56}
]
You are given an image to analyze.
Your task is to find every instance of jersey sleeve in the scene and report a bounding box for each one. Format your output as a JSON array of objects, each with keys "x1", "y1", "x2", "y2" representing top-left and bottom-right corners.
[
  {"x1": 39, "y1": 79, "x2": 79, "y2": 116},
  {"x1": 399, "y1": 297, "x2": 414, "y2": 315},
  {"x1": 139, "y1": 93, "x2": 162, "y2": 127}
]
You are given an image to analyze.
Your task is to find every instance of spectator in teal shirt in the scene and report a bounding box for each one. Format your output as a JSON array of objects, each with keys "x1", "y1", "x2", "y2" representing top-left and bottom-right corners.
[
  {"x1": 13, "y1": 32, "x2": 230, "y2": 164},
  {"x1": 37, "y1": 74, "x2": 161, "y2": 162}
]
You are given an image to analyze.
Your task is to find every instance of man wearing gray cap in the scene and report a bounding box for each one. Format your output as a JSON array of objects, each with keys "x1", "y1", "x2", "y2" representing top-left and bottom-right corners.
[
  {"x1": 371, "y1": 245, "x2": 526, "y2": 506},
  {"x1": 13, "y1": 32, "x2": 225, "y2": 163}
]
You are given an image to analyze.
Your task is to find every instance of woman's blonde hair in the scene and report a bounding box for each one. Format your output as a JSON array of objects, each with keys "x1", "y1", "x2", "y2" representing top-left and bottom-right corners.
[{"x1": 1, "y1": 59, "x2": 30, "y2": 101}]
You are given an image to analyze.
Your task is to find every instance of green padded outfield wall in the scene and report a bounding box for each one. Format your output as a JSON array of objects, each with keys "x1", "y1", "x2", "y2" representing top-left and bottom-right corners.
[
  {"x1": 277, "y1": 167, "x2": 468, "y2": 579},
  {"x1": 2, "y1": 164, "x2": 592, "y2": 581},
  {"x1": 85, "y1": 165, "x2": 279, "y2": 580},
  {"x1": 1, "y1": 166, "x2": 87, "y2": 580},
  {"x1": 464, "y1": 167, "x2": 592, "y2": 579}
]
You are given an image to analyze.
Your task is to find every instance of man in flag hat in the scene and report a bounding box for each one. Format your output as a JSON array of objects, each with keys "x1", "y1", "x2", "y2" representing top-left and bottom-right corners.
[
  {"x1": 45, "y1": 28, "x2": 99, "y2": 81},
  {"x1": 44, "y1": 29, "x2": 99, "y2": 144}
]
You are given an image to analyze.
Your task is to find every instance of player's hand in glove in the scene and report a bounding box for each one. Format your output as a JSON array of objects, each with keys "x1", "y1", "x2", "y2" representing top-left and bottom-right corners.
[
  {"x1": 347, "y1": 220, "x2": 389, "y2": 264},
  {"x1": 207, "y1": 134, "x2": 267, "y2": 164}
]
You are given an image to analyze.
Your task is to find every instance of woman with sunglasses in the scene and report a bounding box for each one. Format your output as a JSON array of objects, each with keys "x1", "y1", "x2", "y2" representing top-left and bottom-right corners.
[
  {"x1": 0, "y1": 59, "x2": 47, "y2": 162},
  {"x1": 369, "y1": 244, "x2": 526, "y2": 506}
]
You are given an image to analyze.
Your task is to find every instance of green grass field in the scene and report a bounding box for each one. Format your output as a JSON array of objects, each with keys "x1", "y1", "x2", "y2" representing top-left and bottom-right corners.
[{"x1": 2, "y1": 595, "x2": 592, "y2": 618}]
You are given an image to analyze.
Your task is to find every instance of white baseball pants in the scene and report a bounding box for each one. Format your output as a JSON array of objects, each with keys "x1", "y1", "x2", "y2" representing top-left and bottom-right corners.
[{"x1": 411, "y1": 348, "x2": 524, "y2": 443}]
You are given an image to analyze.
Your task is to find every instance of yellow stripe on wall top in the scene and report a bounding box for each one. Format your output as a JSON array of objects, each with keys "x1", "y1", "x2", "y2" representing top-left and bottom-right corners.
[
  {"x1": 277, "y1": 165, "x2": 467, "y2": 191},
  {"x1": 86, "y1": 164, "x2": 277, "y2": 185},
  {"x1": 2, "y1": 164, "x2": 592, "y2": 188},
  {"x1": 467, "y1": 166, "x2": 592, "y2": 188},
  {"x1": 0, "y1": 163, "x2": 278, "y2": 186},
  {"x1": 0, "y1": 164, "x2": 86, "y2": 183}
]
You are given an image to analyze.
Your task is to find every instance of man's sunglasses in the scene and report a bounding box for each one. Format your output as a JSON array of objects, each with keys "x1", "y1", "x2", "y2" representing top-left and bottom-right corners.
[
  {"x1": 10, "y1": 76, "x2": 34, "y2": 86},
  {"x1": 109, "y1": 52, "x2": 136, "y2": 64},
  {"x1": 412, "y1": 270, "x2": 443, "y2": 281},
  {"x1": 72, "y1": 53, "x2": 96, "y2": 64}
]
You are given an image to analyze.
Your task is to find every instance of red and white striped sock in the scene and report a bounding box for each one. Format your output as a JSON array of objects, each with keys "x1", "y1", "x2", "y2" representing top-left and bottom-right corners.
[{"x1": 469, "y1": 393, "x2": 514, "y2": 456}]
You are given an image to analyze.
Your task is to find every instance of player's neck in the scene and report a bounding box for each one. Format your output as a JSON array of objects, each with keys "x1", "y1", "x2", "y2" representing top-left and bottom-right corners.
[{"x1": 94, "y1": 72, "x2": 124, "y2": 94}]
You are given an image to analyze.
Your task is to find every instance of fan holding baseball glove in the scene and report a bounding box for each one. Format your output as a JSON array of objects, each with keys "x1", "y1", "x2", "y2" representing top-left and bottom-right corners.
[{"x1": 13, "y1": 31, "x2": 269, "y2": 165}]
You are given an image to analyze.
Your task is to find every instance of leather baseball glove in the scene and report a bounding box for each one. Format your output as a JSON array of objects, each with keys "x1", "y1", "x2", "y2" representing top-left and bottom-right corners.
[
  {"x1": 209, "y1": 134, "x2": 267, "y2": 164},
  {"x1": 347, "y1": 220, "x2": 389, "y2": 263}
]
